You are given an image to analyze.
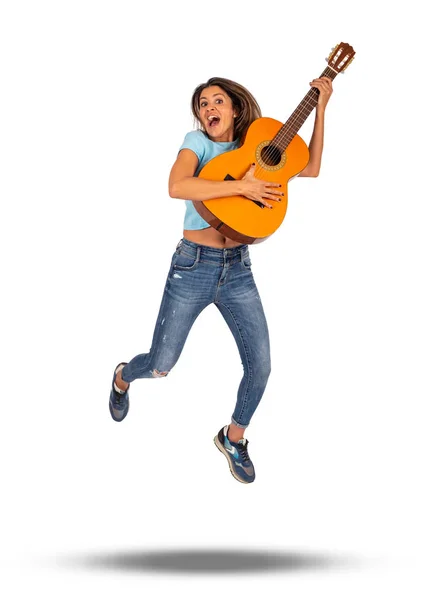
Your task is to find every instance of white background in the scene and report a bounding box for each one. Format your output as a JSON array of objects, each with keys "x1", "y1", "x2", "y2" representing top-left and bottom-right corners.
[{"x1": 1, "y1": 0, "x2": 435, "y2": 598}]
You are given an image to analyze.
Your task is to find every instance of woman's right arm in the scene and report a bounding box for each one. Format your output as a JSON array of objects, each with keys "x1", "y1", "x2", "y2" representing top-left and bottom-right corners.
[{"x1": 168, "y1": 149, "x2": 282, "y2": 208}]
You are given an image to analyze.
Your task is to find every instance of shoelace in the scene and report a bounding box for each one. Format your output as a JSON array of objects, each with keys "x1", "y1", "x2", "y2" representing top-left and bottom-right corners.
[
  {"x1": 114, "y1": 391, "x2": 127, "y2": 406},
  {"x1": 236, "y1": 440, "x2": 250, "y2": 462}
]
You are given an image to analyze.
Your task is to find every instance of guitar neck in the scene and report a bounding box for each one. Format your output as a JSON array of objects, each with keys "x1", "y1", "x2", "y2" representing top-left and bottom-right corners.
[{"x1": 273, "y1": 65, "x2": 339, "y2": 152}]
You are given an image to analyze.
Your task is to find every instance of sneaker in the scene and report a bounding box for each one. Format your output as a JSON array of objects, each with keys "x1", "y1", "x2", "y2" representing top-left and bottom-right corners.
[
  {"x1": 109, "y1": 362, "x2": 130, "y2": 422},
  {"x1": 214, "y1": 425, "x2": 255, "y2": 484}
]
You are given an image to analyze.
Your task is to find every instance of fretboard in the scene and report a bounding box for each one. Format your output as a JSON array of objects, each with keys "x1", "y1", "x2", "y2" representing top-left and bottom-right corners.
[{"x1": 272, "y1": 65, "x2": 339, "y2": 152}]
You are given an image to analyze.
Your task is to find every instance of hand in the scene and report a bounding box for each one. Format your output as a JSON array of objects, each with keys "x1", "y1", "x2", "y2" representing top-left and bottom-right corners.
[
  {"x1": 239, "y1": 163, "x2": 283, "y2": 209},
  {"x1": 310, "y1": 76, "x2": 333, "y2": 112}
]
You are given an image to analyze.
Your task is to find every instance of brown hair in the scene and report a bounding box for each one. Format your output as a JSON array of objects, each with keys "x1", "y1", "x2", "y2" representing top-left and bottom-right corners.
[{"x1": 190, "y1": 76, "x2": 262, "y2": 145}]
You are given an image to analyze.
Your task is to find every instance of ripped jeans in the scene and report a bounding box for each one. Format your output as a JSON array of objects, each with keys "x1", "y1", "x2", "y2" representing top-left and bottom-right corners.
[{"x1": 120, "y1": 237, "x2": 271, "y2": 428}]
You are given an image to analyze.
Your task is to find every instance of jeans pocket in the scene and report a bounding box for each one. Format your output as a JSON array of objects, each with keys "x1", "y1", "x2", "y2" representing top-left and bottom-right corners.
[
  {"x1": 173, "y1": 249, "x2": 200, "y2": 271},
  {"x1": 241, "y1": 252, "x2": 252, "y2": 270}
]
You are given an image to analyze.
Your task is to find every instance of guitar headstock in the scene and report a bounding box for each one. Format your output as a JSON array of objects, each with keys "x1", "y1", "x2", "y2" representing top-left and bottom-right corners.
[{"x1": 326, "y1": 42, "x2": 355, "y2": 74}]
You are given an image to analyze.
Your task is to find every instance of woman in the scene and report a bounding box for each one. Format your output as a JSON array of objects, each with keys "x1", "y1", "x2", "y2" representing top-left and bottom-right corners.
[{"x1": 109, "y1": 76, "x2": 333, "y2": 484}]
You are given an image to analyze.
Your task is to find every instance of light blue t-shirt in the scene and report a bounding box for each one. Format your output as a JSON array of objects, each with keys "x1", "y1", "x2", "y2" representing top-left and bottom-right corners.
[{"x1": 178, "y1": 130, "x2": 239, "y2": 230}]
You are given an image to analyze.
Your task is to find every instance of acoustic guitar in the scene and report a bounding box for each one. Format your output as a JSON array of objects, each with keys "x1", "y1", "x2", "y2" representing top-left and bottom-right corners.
[{"x1": 194, "y1": 42, "x2": 355, "y2": 244}]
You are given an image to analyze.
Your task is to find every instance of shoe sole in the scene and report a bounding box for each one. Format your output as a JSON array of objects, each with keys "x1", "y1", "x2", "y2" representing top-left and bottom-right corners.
[{"x1": 213, "y1": 435, "x2": 252, "y2": 484}]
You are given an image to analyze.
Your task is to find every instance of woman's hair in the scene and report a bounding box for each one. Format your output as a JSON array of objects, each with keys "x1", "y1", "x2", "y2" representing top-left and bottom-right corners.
[{"x1": 190, "y1": 77, "x2": 262, "y2": 144}]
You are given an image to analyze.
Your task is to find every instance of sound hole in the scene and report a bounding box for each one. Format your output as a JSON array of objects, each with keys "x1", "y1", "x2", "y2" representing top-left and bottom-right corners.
[{"x1": 261, "y1": 144, "x2": 282, "y2": 166}]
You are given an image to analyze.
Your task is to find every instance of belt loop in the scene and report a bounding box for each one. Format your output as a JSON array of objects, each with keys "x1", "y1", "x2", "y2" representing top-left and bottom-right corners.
[
  {"x1": 239, "y1": 247, "x2": 244, "y2": 262},
  {"x1": 196, "y1": 246, "x2": 201, "y2": 261}
]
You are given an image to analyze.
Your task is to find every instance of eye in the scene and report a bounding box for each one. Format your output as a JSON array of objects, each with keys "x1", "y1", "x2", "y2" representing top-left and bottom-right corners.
[
  {"x1": 200, "y1": 101, "x2": 207, "y2": 108},
  {"x1": 216, "y1": 98, "x2": 223, "y2": 104}
]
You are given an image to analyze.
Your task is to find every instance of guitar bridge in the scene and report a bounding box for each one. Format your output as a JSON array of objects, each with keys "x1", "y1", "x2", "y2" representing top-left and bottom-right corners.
[{"x1": 224, "y1": 174, "x2": 264, "y2": 209}]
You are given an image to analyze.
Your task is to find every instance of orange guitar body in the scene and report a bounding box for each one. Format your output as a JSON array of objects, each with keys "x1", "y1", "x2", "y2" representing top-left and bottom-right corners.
[{"x1": 195, "y1": 117, "x2": 310, "y2": 244}]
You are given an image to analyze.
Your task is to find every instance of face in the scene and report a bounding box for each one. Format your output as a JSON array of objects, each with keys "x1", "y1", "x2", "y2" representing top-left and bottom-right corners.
[{"x1": 198, "y1": 85, "x2": 236, "y2": 142}]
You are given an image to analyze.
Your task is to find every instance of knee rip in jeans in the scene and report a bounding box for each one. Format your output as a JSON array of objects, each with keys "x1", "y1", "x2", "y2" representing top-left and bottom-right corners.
[{"x1": 152, "y1": 368, "x2": 169, "y2": 378}]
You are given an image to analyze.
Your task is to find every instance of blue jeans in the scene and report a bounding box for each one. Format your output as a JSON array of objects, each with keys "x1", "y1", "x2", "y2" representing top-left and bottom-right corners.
[{"x1": 120, "y1": 238, "x2": 271, "y2": 428}]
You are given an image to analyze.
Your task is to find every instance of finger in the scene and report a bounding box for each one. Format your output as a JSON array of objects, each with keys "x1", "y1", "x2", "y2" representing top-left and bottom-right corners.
[
  {"x1": 313, "y1": 83, "x2": 329, "y2": 95},
  {"x1": 319, "y1": 78, "x2": 332, "y2": 90},
  {"x1": 310, "y1": 79, "x2": 329, "y2": 88},
  {"x1": 260, "y1": 199, "x2": 273, "y2": 209},
  {"x1": 261, "y1": 194, "x2": 280, "y2": 203},
  {"x1": 266, "y1": 190, "x2": 283, "y2": 198}
]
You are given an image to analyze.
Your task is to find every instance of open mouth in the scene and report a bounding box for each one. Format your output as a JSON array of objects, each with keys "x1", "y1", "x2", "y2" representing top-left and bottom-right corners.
[{"x1": 207, "y1": 115, "x2": 220, "y2": 128}]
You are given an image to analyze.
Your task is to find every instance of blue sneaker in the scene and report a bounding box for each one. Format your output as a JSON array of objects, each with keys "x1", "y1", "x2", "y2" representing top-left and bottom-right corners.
[
  {"x1": 109, "y1": 362, "x2": 130, "y2": 422},
  {"x1": 214, "y1": 425, "x2": 255, "y2": 484}
]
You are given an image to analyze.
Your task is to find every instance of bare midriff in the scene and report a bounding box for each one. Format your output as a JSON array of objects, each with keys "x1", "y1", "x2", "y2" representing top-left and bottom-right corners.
[{"x1": 183, "y1": 226, "x2": 242, "y2": 249}]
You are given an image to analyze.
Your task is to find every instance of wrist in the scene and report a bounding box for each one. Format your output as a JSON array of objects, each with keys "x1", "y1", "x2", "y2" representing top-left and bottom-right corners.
[{"x1": 234, "y1": 179, "x2": 245, "y2": 195}]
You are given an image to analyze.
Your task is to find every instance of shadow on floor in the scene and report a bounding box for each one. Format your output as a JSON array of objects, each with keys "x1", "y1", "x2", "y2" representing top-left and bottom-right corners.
[{"x1": 57, "y1": 547, "x2": 360, "y2": 574}]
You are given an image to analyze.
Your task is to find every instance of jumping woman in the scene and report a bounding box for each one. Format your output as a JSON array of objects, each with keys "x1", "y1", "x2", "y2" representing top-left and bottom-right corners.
[{"x1": 109, "y1": 76, "x2": 333, "y2": 484}]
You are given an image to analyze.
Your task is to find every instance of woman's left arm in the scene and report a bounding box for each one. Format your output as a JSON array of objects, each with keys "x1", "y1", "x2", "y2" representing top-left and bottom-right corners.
[{"x1": 298, "y1": 76, "x2": 333, "y2": 177}]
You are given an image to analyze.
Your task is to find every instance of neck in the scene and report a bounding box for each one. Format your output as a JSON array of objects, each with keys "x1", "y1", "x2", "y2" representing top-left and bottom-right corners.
[
  {"x1": 272, "y1": 65, "x2": 338, "y2": 151},
  {"x1": 205, "y1": 125, "x2": 234, "y2": 143},
  {"x1": 214, "y1": 133, "x2": 234, "y2": 142}
]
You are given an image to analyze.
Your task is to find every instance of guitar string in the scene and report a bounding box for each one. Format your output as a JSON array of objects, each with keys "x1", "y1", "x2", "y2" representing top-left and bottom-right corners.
[
  {"x1": 279, "y1": 62, "x2": 341, "y2": 151},
  {"x1": 254, "y1": 87, "x2": 318, "y2": 181},
  {"x1": 251, "y1": 86, "x2": 319, "y2": 189},
  {"x1": 263, "y1": 62, "x2": 340, "y2": 165},
  {"x1": 253, "y1": 65, "x2": 338, "y2": 199},
  {"x1": 257, "y1": 71, "x2": 331, "y2": 173},
  {"x1": 256, "y1": 63, "x2": 337, "y2": 171}
]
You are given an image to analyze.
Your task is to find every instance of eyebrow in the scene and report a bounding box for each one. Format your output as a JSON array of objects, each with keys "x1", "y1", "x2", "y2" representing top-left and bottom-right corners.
[{"x1": 199, "y1": 93, "x2": 225, "y2": 100}]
